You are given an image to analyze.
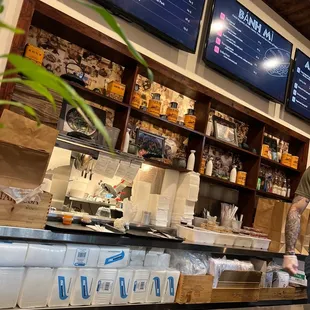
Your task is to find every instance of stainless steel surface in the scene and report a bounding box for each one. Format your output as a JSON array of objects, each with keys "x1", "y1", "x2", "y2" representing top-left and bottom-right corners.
[
  {"x1": 0, "y1": 224, "x2": 307, "y2": 261},
  {"x1": 56, "y1": 136, "x2": 143, "y2": 164}
]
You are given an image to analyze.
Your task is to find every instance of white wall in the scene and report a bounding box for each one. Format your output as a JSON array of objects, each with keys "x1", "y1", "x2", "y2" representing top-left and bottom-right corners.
[
  {"x1": 2, "y1": 0, "x2": 310, "y2": 160},
  {"x1": 0, "y1": 0, "x2": 23, "y2": 81}
]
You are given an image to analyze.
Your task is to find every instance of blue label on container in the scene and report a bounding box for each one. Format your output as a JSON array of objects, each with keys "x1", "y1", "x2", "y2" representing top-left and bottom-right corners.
[
  {"x1": 168, "y1": 276, "x2": 174, "y2": 296},
  {"x1": 58, "y1": 276, "x2": 69, "y2": 300},
  {"x1": 81, "y1": 276, "x2": 90, "y2": 299},
  {"x1": 104, "y1": 251, "x2": 125, "y2": 265},
  {"x1": 119, "y1": 277, "x2": 128, "y2": 299},
  {"x1": 153, "y1": 277, "x2": 160, "y2": 297}
]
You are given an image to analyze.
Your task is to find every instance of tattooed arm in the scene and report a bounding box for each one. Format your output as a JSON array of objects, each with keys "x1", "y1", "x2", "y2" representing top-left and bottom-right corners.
[{"x1": 285, "y1": 195, "x2": 309, "y2": 253}]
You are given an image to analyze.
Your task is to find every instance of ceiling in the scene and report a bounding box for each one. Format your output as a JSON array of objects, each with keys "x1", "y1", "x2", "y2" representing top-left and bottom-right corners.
[{"x1": 263, "y1": 0, "x2": 310, "y2": 41}]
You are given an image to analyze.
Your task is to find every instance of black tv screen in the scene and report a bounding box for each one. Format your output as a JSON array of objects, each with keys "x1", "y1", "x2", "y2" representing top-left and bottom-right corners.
[
  {"x1": 94, "y1": 0, "x2": 205, "y2": 53},
  {"x1": 287, "y1": 49, "x2": 310, "y2": 122},
  {"x1": 203, "y1": 0, "x2": 293, "y2": 103}
]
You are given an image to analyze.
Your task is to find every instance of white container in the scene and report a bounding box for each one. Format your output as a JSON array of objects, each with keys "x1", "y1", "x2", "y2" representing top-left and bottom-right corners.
[
  {"x1": 230, "y1": 166, "x2": 237, "y2": 183},
  {"x1": 129, "y1": 247, "x2": 146, "y2": 267},
  {"x1": 144, "y1": 253, "x2": 160, "y2": 268},
  {"x1": 251, "y1": 238, "x2": 271, "y2": 250},
  {"x1": 186, "y1": 150, "x2": 196, "y2": 171},
  {"x1": 0, "y1": 268, "x2": 25, "y2": 309},
  {"x1": 25, "y1": 243, "x2": 66, "y2": 267},
  {"x1": 129, "y1": 269, "x2": 150, "y2": 304},
  {"x1": 186, "y1": 227, "x2": 217, "y2": 245},
  {"x1": 0, "y1": 242, "x2": 28, "y2": 267},
  {"x1": 214, "y1": 233, "x2": 236, "y2": 246},
  {"x1": 148, "y1": 194, "x2": 170, "y2": 211},
  {"x1": 146, "y1": 270, "x2": 166, "y2": 303},
  {"x1": 206, "y1": 157, "x2": 213, "y2": 176},
  {"x1": 162, "y1": 269, "x2": 180, "y2": 303},
  {"x1": 123, "y1": 129, "x2": 130, "y2": 153},
  {"x1": 111, "y1": 269, "x2": 134, "y2": 304},
  {"x1": 70, "y1": 268, "x2": 98, "y2": 306},
  {"x1": 234, "y1": 235, "x2": 253, "y2": 248},
  {"x1": 176, "y1": 184, "x2": 199, "y2": 202},
  {"x1": 92, "y1": 269, "x2": 117, "y2": 305},
  {"x1": 63, "y1": 244, "x2": 100, "y2": 267},
  {"x1": 18, "y1": 267, "x2": 54, "y2": 308},
  {"x1": 48, "y1": 268, "x2": 77, "y2": 307},
  {"x1": 98, "y1": 247, "x2": 130, "y2": 268},
  {"x1": 178, "y1": 171, "x2": 200, "y2": 187}
]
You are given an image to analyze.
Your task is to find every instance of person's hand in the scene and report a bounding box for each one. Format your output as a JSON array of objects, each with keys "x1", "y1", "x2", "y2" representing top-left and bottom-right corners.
[{"x1": 283, "y1": 255, "x2": 298, "y2": 275}]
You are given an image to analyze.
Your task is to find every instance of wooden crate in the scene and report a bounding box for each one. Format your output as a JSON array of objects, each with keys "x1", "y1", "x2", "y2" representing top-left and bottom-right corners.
[
  {"x1": 259, "y1": 287, "x2": 295, "y2": 301},
  {"x1": 212, "y1": 288, "x2": 260, "y2": 303},
  {"x1": 175, "y1": 274, "x2": 213, "y2": 304},
  {"x1": 0, "y1": 192, "x2": 52, "y2": 229},
  {"x1": 211, "y1": 270, "x2": 262, "y2": 303},
  {"x1": 294, "y1": 287, "x2": 307, "y2": 300}
]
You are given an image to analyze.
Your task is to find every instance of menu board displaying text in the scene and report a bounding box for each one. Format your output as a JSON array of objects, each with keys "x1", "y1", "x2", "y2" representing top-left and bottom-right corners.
[
  {"x1": 287, "y1": 49, "x2": 310, "y2": 121},
  {"x1": 96, "y1": 0, "x2": 205, "y2": 52},
  {"x1": 204, "y1": 0, "x2": 292, "y2": 102}
]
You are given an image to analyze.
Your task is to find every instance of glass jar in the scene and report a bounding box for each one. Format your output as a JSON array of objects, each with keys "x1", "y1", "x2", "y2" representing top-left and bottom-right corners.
[
  {"x1": 131, "y1": 84, "x2": 141, "y2": 109},
  {"x1": 166, "y1": 102, "x2": 179, "y2": 123},
  {"x1": 184, "y1": 108, "x2": 196, "y2": 130},
  {"x1": 147, "y1": 93, "x2": 161, "y2": 117}
]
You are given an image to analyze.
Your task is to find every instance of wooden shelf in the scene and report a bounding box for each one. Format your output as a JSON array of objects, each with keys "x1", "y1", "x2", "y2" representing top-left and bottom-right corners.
[
  {"x1": 260, "y1": 156, "x2": 301, "y2": 174},
  {"x1": 130, "y1": 107, "x2": 205, "y2": 137},
  {"x1": 145, "y1": 159, "x2": 190, "y2": 172},
  {"x1": 68, "y1": 81, "x2": 130, "y2": 110},
  {"x1": 200, "y1": 174, "x2": 255, "y2": 191},
  {"x1": 205, "y1": 135, "x2": 259, "y2": 158},
  {"x1": 256, "y1": 190, "x2": 293, "y2": 202}
]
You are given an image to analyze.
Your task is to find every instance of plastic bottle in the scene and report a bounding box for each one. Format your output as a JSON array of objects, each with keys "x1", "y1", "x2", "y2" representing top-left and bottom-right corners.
[
  {"x1": 229, "y1": 165, "x2": 237, "y2": 183},
  {"x1": 187, "y1": 150, "x2": 196, "y2": 171},
  {"x1": 287, "y1": 179, "x2": 291, "y2": 198},
  {"x1": 205, "y1": 156, "x2": 213, "y2": 176},
  {"x1": 123, "y1": 129, "x2": 130, "y2": 153},
  {"x1": 282, "y1": 179, "x2": 287, "y2": 197}
]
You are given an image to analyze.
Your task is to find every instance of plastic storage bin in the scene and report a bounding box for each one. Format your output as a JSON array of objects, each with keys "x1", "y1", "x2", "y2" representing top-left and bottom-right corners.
[
  {"x1": 214, "y1": 233, "x2": 236, "y2": 246},
  {"x1": 0, "y1": 242, "x2": 28, "y2": 267},
  {"x1": 48, "y1": 268, "x2": 77, "y2": 307},
  {"x1": 25, "y1": 243, "x2": 66, "y2": 267},
  {"x1": 251, "y1": 238, "x2": 271, "y2": 250},
  {"x1": 63, "y1": 244, "x2": 100, "y2": 267},
  {"x1": 18, "y1": 268, "x2": 54, "y2": 308}
]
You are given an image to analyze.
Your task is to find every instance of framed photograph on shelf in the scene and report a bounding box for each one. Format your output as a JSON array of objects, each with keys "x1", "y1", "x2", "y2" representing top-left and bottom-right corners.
[
  {"x1": 135, "y1": 129, "x2": 165, "y2": 158},
  {"x1": 213, "y1": 116, "x2": 238, "y2": 146}
]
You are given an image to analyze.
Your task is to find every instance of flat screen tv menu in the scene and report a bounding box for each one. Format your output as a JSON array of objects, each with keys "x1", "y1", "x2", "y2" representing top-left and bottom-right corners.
[
  {"x1": 100, "y1": 0, "x2": 205, "y2": 52},
  {"x1": 287, "y1": 49, "x2": 310, "y2": 121},
  {"x1": 204, "y1": 0, "x2": 292, "y2": 102}
]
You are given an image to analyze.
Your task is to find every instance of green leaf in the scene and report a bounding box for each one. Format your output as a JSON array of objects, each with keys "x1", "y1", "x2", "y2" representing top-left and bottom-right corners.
[
  {"x1": 2, "y1": 78, "x2": 56, "y2": 111},
  {"x1": 75, "y1": 0, "x2": 153, "y2": 82},
  {"x1": 0, "y1": 21, "x2": 24, "y2": 34},
  {"x1": 0, "y1": 100, "x2": 40, "y2": 125}
]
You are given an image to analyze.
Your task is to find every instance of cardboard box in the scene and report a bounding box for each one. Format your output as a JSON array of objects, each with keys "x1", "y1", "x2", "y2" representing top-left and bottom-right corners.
[
  {"x1": 106, "y1": 81, "x2": 126, "y2": 102},
  {"x1": 111, "y1": 269, "x2": 134, "y2": 304},
  {"x1": 211, "y1": 271, "x2": 261, "y2": 303},
  {"x1": 175, "y1": 274, "x2": 213, "y2": 304},
  {"x1": 0, "y1": 110, "x2": 58, "y2": 189},
  {"x1": 259, "y1": 287, "x2": 295, "y2": 301},
  {"x1": 0, "y1": 192, "x2": 52, "y2": 229}
]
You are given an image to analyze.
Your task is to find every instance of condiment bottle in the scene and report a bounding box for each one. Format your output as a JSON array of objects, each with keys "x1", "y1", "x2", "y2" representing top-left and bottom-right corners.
[
  {"x1": 187, "y1": 150, "x2": 196, "y2": 171},
  {"x1": 166, "y1": 102, "x2": 179, "y2": 123},
  {"x1": 147, "y1": 93, "x2": 162, "y2": 117},
  {"x1": 184, "y1": 108, "x2": 196, "y2": 130},
  {"x1": 131, "y1": 84, "x2": 141, "y2": 109},
  {"x1": 287, "y1": 179, "x2": 291, "y2": 198},
  {"x1": 282, "y1": 178, "x2": 287, "y2": 197},
  {"x1": 229, "y1": 165, "x2": 237, "y2": 183},
  {"x1": 206, "y1": 156, "x2": 213, "y2": 176}
]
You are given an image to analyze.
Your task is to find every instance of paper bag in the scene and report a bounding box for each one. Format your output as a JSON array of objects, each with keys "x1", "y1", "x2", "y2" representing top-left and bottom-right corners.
[
  {"x1": 0, "y1": 110, "x2": 58, "y2": 189},
  {"x1": 253, "y1": 198, "x2": 276, "y2": 234}
]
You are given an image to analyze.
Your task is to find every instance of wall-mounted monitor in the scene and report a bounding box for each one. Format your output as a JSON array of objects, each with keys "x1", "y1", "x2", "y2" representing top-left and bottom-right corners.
[
  {"x1": 203, "y1": 0, "x2": 293, "y2": 103},
  {"x1": 94, "y1": 0, "x2": 205, "y2": 53},
  {"x1": 286, "y1": 49, "x2": 310, "y2": 122}
]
